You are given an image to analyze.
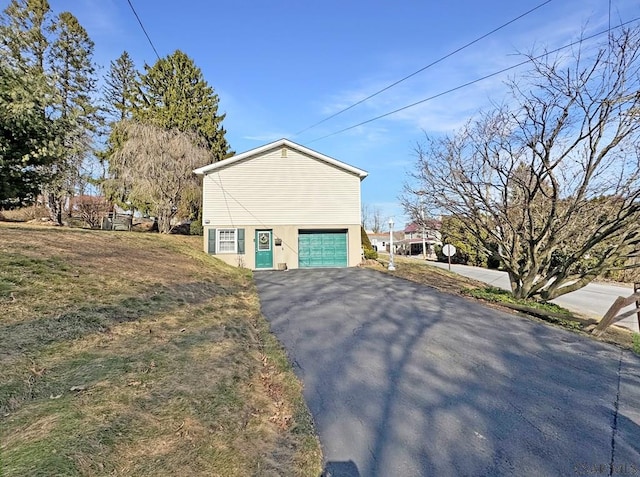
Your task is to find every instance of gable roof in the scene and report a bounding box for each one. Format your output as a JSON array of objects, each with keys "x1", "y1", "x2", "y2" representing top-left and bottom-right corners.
[
  {"x1": 367, "y1": 232, "x2": 389, "y2": 239},
  {"x1": 193, "y1": 138, "x2": 368, "y2": 179},
  {"x1": 404, "y1": 220, "x2": 442, "y2": 233},
  {"x1": 404, "y1": 222, "x2": 420, "y2": 233}
]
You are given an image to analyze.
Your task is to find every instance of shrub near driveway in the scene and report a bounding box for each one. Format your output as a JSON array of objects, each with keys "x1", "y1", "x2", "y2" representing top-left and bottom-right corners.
[{"x1": 0, "y1": 224, "x2": 321, "y2": 476}]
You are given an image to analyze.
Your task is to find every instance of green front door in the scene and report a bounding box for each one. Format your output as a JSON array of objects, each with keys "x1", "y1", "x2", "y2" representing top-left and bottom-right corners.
[{"x1": 255, "y1": 230, "x2": 273, "y2": 269}]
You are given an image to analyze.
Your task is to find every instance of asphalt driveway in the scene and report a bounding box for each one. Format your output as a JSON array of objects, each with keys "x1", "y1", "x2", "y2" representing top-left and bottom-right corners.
[{"x1": 255, "y1": 268, "x2": 640, "y2": 477}]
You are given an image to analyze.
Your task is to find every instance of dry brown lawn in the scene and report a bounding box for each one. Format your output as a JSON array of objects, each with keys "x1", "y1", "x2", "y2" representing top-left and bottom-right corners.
[
  {"x1": 369, "y1": 255, "x2": 486, "y2": 293},
  {"x1": 0, "y1": 223, "x2": 321, "y2": 476}
]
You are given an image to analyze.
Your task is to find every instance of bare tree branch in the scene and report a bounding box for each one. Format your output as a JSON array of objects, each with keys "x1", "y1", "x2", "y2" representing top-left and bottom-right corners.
[{"x1": 403, "y1": 27, "x2": 640, "y2": 300}]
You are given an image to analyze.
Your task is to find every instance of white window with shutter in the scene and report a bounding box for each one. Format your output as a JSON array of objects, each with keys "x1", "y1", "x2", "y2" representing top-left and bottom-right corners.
[{"x1": 217, "y1": 228, "x2": 237, "y2": 253}]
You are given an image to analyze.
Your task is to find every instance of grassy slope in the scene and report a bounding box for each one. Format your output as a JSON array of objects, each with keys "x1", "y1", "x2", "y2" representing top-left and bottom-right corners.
[{"x1": 0, "y1": 224, "x2": 321, "y2": 476}]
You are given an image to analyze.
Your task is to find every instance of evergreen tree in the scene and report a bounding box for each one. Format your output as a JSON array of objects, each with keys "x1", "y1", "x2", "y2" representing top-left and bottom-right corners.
[
  {"x1": 0, "y1": 61, "x2": 59, "y2": 207},
  {"x1": 100, "y1": 51, "x2": 138, "y2": 203},
  {"x1": 0, "y1": 0, "x2": 60, "y2": 208},
  {"x1": 439, "y1": 216, "x2": 489, "y2": 267},
  {"x1": 135, "y1": 50, "x2": 230, "y2": 162},
  {"x1": 106, "y1": 50, "x2": 231, "y2": 224},
  {"x1": 104, "y1": 50, "x2": 138, "y2": 122},
  {"x1": 46, "y1": 11, "x2": 101, "y2": 223},
  {"x1": 0, "y1": 0, "x2": 51, "y2": 72}
]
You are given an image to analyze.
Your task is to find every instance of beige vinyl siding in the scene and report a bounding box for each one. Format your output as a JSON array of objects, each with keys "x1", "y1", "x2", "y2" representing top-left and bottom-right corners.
[{"x1": 202, "y1": 147, "x2": 361, "y2": 226}]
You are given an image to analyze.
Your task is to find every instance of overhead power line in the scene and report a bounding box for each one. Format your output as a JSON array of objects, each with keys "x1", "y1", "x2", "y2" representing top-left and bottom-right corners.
[
  {"x1": 306, "y1": 17, "x2": 640, "y2": 144},
  {"x1": 126, "y1": 0, "x2": 161, "y2": 60},
  {"x1": 293, "y1": 0, "x2": 554, "y2": 137}
]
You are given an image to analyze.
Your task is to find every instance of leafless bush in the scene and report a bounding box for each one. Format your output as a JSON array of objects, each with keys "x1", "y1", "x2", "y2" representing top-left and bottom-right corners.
[{"x1": 72, "y1": 195, "x2": 111, "y2": 229}]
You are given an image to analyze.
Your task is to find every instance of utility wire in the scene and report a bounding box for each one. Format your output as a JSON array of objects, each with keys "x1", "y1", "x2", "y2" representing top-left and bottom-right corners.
[
  {"x1": 126, "y1": 0, "x2": 161, "y2": 60},
  {"x1": 293, "y1": 0, "x2": 554, "y2": 137},
  {"x1": 307, "y1": 17, "x2": 640, "y2": 144}
]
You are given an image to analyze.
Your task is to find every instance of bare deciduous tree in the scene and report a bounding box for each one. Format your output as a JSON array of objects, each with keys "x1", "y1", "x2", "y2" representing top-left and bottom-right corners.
[
  {"x1": 107, "y1": 122, "x2": 212, "y2": 233},
  {"x1": 361, "y1": 203, "x2": 385, "y2": 232},
  {"x1": 361, "y1": 202, "x2": 371, "y2": 230},
  {"x1": 371, "y1": 207, "x2": 384, "y2": 233},
  {"x1": 405, "y1": 27, "x2": 640, "y2": 300},
  {"x1": 73, "y1": 195, "x2": 110, "y2": 229}
]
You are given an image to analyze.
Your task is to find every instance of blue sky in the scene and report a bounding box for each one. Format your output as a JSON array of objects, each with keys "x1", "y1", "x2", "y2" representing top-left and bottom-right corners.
[{"x1": 4, "y1": 0, "x2": 640, "y2": 226}]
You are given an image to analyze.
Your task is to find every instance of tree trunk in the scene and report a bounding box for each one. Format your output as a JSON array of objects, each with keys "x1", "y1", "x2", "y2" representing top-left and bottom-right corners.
[
  {"x1": 156, "y1": 209, "x2": 174, "y2": 234},
  {"x1": 48, "y1": 192, "x2": 63, "y2": 225}
]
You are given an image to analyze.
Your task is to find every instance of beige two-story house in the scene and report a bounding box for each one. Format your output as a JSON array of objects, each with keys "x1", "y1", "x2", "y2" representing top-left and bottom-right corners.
[{"x1": 193, "y1": 139, "x2": 368, "y2": 270}]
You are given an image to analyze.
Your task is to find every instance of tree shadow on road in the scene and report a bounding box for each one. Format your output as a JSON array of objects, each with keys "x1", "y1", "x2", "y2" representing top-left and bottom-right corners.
[{"x1": 256, "y1": 268, "x2": 640, "y2": 477}]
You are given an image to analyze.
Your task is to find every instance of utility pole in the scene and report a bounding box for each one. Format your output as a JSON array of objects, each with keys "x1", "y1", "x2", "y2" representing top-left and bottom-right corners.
[
  {"x1": 421, "y1": 198, "x2": 427, "y2": 260},
  {"x1": 388, "y1": 217, "x2": 396, "y2": 271}
]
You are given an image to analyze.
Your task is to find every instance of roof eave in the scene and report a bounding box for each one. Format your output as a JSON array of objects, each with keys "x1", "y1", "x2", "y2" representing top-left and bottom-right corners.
[{"x1": 192, "y1": 138, "x2": 368, "y2": 179}]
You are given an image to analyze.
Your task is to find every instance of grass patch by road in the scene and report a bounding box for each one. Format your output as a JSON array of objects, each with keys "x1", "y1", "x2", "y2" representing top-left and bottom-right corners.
[
  {"x1": 462, "y1": 286, "x2": 582, "y2": 331},
  {"x1": 370, "y1": 255, "x2": 638, "y2": 352},
  {"x1": 374, "y1": 255, "x2": 487, "y2": 294},
  {"x1": 0, "y1": 223, "x2": 321, "y2": 476}
]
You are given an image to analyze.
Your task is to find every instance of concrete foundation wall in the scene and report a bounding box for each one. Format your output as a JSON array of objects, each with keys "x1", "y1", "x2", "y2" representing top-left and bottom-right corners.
[{"x1": 203, "y1": 224, "x2": 362, "y2": 270}]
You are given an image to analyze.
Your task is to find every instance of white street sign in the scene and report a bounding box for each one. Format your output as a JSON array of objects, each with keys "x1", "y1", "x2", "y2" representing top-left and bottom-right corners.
[{"x1": 442, "y1": 244, "x2": 456, "y2": 257}]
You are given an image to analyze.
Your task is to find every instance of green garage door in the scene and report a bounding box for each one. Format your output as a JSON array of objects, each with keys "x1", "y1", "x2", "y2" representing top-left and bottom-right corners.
[{"x1": 298, "y1": 230, "x2": 348, "y2": 268}]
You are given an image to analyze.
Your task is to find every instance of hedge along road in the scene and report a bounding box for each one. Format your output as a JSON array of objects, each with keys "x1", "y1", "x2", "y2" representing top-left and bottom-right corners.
[{"x1": 255, "y1": 268, "x2": 640, "y2": 477}]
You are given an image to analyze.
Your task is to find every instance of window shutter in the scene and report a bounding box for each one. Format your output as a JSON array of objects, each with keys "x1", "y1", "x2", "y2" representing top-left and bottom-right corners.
[
  {"x1": 237, "y1": 228, "x2": 245, "y2": 254},
  {"x1": 208, "y1": 228, "x2": 216, "y2": 254}
]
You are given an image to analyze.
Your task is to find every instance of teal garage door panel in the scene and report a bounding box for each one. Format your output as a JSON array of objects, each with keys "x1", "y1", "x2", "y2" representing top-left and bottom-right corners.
[{"x1": 298, "y1": 230, "x2": 348, "y2": 268}]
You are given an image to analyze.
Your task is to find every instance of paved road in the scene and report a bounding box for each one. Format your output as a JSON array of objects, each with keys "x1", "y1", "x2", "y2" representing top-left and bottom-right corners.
[
  {"x1": 427, "y1": 261, "x2": 639, "y2": 333},
  {"x1": 255, "y1": 268, "x2": 640, "y2": 477}
]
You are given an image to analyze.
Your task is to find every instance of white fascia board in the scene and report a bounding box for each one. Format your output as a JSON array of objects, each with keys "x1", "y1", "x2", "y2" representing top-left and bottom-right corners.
[{"x1": 193, "y1": 138, "x2": 368, "y2": 179}]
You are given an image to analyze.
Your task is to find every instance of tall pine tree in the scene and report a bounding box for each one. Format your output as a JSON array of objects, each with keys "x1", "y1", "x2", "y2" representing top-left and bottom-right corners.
[
  {"x1": 0, "y1": 0, "x2": 51, "y2": 72},
  {"x1": 135, "y1": 50, "x2": 230, "y2": 162},
  {"x1": 47, "y1": 11, "x2": 101, "y2": 223},
  {"x1": 106, "y1": 50, "x2": 231, "y2": 226},
  {"x1": 101, "y1": 51, "x2": 138, "y2": 206},
  {"x1": 0, "y1": 0, "x2": 59, "y2": 208},
  {"x1": 0, "y1": 60, "x2": 59, "y2": 207},
  {"x1": 104, "y1": 51, "x2": 138, "y2": 122}
]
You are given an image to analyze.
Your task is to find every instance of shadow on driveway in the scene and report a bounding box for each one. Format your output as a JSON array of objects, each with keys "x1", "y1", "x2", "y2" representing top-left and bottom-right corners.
[{"x1": 255, "y1": 268, "x2": 640, "y2": 477}]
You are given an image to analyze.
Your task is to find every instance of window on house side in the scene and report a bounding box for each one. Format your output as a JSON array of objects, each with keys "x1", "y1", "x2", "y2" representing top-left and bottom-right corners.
[{"x1": 217, "y1": 228, "x2": 237, "y2": 253}]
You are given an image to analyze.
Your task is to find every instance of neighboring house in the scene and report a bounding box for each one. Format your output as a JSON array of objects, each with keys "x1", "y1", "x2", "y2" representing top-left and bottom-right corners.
[
  {"x1": 366, "y1": 231, "x2": 403, "y2": 253},
  {"x1": 366, "y1": 232, "x2": 389, "y2": 252},
  {"x1": 397, "y1": 221, "x2": 442, "y2": 257},
  {"x1": 193, "y1": 139, "x2": 368, "y2": 270}
]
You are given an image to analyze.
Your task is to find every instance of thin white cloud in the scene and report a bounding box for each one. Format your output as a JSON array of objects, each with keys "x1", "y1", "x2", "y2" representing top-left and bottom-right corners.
[
  {"x1": 343, "y1": 124, "x2": 390, "y2": 143},
  {"x1": 309, "y1": 0, "x2": 632, "y2": 139},
  {"x1": 50, "y1": 0, "x2": 123, "y2": 37}
]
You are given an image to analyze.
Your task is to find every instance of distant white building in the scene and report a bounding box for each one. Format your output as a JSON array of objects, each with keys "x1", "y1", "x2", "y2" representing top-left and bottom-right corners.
[
  {"x1": 366, "y1": 232, "x2": 388, "y2": 252},
  {"x1": 366, "y1": 231, "x2": 404, "y2": 253}
]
